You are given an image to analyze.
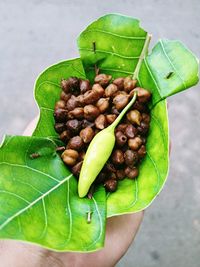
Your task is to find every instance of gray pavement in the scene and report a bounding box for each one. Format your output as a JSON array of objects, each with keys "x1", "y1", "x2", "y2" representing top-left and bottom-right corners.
[{"x1": 0, "y1": 0, "x2": 200, "y2": 266}]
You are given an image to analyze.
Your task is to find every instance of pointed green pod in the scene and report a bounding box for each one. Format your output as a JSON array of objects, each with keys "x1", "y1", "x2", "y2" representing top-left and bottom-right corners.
[{"x1": 78, "y1": 92, "x2": 137, "y2": 198}]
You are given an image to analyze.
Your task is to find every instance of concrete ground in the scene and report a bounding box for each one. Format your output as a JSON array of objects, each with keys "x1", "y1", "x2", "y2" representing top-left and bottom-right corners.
[{"x1": 0, "y1": 0, "x2": 199, "y2": 266}]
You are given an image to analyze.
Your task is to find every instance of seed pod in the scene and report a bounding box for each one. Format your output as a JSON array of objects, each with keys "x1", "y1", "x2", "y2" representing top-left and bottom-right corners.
[
  {"x1": 61, "y1": 79, "x2": 70, "y2": 93},
  {"x1": 116, "y1": 123, "x2": 128, "y2": 132},
  {"x1": 82, "y1": 119, "x2": 95, "y2": 129},
  {"x1": 111, "y1": 106, "x2": 120, "y2": 115},
  {"x1": 137, "y1": 145, "x2": 146, "y2": 158},
  {"x1": 125, "y1": 124, "x2": 137, "y2": 138},
  {"x1": 95, "y1": 114, "x2": 107, "y2": 129},
  {"x1": 80, "y1": 127, "x2": 94, "y2": 143},
  {"x1": 128, "y1": 137, "x2": 143, "y2": 150},
  {"x1": 92, "y1": 84, "x2": 105, "y2": 98},
  {"x1": 106, "y1": 114, "x2": 117, "y2": 124},
  {"x1": 66, "y1": 95, "x2": 80, "y2": 111},
  {"x1": 54, "y1": 108, "x2": 68, "y2": 122},
  {"x1": 54, "y1": 123, "x2": 66, "y2": 133},
  {"x1": 96, "y1": 98, "x2": 110, "y2": 113},
  {"x1": 137, "y1": 121, "x2": 150, "y2": 135},
  {"x1": 113, "y1": 94, "x2": 129, "y2": 110},
  {"x1": 68, "y1": 77, "x2": 80, "y2": 95},
  {"x1": 113, "y1": 77, "x2": 124, "y2": 90},
  {"x1": 72, "y1": 161, "x2": 83, "y2": 176},
  {"x1": 115, "y1": 131, "x2": 127, "y2": 147},
  {"x1": 66, "y1": 119, "x2": 82, "y2": 134},
  {"x1": 67, "y1": 136, "x2": 84, "y2": 151},
  {"x1": 124, "y1": 77, "x2": 137, "y2": 92},
  {"x1": 80, "y1": 79, "x2": 90, "y2": 94},
  {"x1": 59, "y1": 130, "x2": 71, "y2": 143},
  {"x1": 83, "y1": 89, "x2": 100, "y2": 104},
  {"x1": 104, "y1": 179, "x2": 118, "y2": 192},
  {"x1": 125, "y1": 166, "x2": 139, "y2": 179},
  {"x1": 132, "y1": 87, "x2": 151, "y2": 103},
  {"x1": 55, "y1": 100, "x2": 66, "y2": 110},
  {"x1": 142, "y1": 113, "x2": 151, "y2": 123},
  {"x1": 68, "y1": 107, "x2": 84, "y2": 119},
  {"x1": 126, "y1": 110, "x2": 142, "y2": 125},
  {"x1": 94, "y1": 73, "x2": 112, "y2": 87},
  {"x1": 124, "y1": 150, "x2": 138, "y2": 166},
  {"x1": 84, "y1": 105, "x2": 100, "y2": 121},
  {"x1": 61, "y1": 149, "x2": 79, "y2": 166},
  {"x1": 116, "y1": 169, "x2": 125, "y2": 180},
  {"x1": 105, "y1": 84, "x2": 118, "y2": 97},
  {"x1": 112, "y1": 149, "x2": 124, "y2": 165},
  {"x1": 60, "y1": 91, "x2": 72, "y2": 102}
]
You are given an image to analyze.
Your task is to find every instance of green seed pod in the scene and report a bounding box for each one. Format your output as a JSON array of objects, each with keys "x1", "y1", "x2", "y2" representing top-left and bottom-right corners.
[{"x1": 78, "y1": 92, "x2": 137, "y2": 198}]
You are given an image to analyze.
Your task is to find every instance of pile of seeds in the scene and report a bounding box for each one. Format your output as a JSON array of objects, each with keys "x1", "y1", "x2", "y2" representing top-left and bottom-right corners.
[{"x1": 54, "y1": 74, "x2": 151, "y2": 194}]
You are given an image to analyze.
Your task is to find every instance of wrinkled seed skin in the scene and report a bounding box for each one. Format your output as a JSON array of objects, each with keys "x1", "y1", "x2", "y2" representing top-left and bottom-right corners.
[
  {"x1": 80, "y1": 127, "x2": 94, "y2": 143},
  {"x1": 125, "y1": 166, "x2": 139, "y2": 179},
  {"x1": 115, "y1": 131, "x2": 127, "y2": 147},
  {"x1": 113, "y1": 94, "x2": 129, "y2": 110},
  {"x1": 105, "y1": 84, "x2": 118, "y2": 97},
  {"x1": 94, "y1": 74, "x2": 112, "y2": 87},
  {"x1": 113, "y1": 77, "x2": 124, "y2": 90},
  {"x1": 84, "y1": 105, "x2": 100, "y2": 121},
  {"x1": 80, "y1": 79, "x2": 90, "y2": 94},
  {"x1": 96, "y1": 98, "x2": 110, "y2": 113},
  {"x1": 112, "y1": 149, "x2": 124, "y2": 165},
  {"x1": 66, "y1": 119, "x2": 82, "y2": 134},
  {"x1": 67, "y1": 136, "x2": 84, "y2": 151},
  {"x1": 95, "y1": 114, "x2": 107, "y2": 129},
  {"x1": 104, "y1": 179, "x2": 118, "y2": 192},
  {"x1": 54, "y1": 109, "x2": 68, "y2": 122}
]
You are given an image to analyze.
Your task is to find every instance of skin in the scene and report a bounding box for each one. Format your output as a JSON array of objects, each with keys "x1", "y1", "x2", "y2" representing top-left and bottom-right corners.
[{"x1": 0, "y1": 117, "x2": 144, "y2": 267}]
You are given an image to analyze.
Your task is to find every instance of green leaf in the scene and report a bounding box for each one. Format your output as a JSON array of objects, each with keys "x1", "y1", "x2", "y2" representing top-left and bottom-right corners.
[
  {"x1": 0, "y1": 136, "x2": 106, "y2": 251},
  {"x1": 77, "y1": 14, "x2": 148, "y2": 81},
  {"x1": 33, "y1": 58, "x2": 86, "y2": 138}
]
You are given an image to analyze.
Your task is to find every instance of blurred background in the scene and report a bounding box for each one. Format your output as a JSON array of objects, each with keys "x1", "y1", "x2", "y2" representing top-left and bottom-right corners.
[{"x1": 0, "y1": 0, "x2": 199, "y2": 266}]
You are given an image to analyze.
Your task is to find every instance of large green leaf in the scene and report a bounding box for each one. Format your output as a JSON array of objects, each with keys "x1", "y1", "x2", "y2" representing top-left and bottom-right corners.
[{"x1": 0, "y1": 136, "x2": 106, "y2": 251}]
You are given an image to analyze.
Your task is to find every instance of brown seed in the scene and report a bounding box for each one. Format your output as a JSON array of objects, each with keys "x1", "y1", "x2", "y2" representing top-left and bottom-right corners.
[
  {"x1": 67, "y1": 136, "x2": 84, "y2": 151},
  {"x1": 80, "y1": 127, "x2": 94, "y2": 143},
  {"x1": 66, "y1": 95, "x2": 80, "y2": 111},
  {"x1": 137, "y1": 121, "x2": 150, "y2": 135},
  {"x1": 66, "y1": 119, "x2": 82, "y2": 134},
  {"x1": 104, "y1": 179, "x2": 118, "y2": 192},
  {"x1": 80, "y1": 79, "x2": 90, "y2": 94},
  {"x1": 115, "y1": 131, "x2": 127, "y2": 147},
  {"x1": 113, "y1": 94, "x2": 129, "y2": 110},
  {"x1": 111, "y1": 106, "x2": 120, "y2": 115},
  {"x1": 137, "y1": 145, "x2": 146, "y2": 158},
  {"x1": 54, "y1": 123, "x2": 66, "y2": 133},
  {"x1": 124, "y1": 150, "x2": 138, "y2": 166},
  {"x1": 68, "y1": 77, "x2": 80, "y2": 95},
  {"x1": 61, "y1": 79, "x2": 70, "y2": 93},
  {"x1": 92, "y1": 84, "x2": 105, "y2": 98},
  {"x1": 83, "y1": 89, "x2": 100, "y2": 104},
  {"x1": 54, "y1": 108, "x2": 68, "y2": 122},
  {"x1": 96, "y1": 98, "x2": 110, "y2": 113},
  {"x1": 61, "y1": 149, "x2": 79, "y2": 166},
  {"x1": 116, "y1": 123, "x2": 128, "y2": 132},
  {"x1": 55, "y1": 100, "x2": 66, "y2": 110},
  {"x1": 105, "y1": 84, "x2": 118, "y2": 97},
  {"x1": 94, "y1": 73, "x2": 112, "y2": 87},
  {"x1": 71, "y1": 161, "x2": 83, "y2": 176},
  {"x1": 95, "y1": 114, "x2": 107, "y2": 129},
  {"x1": 125, "y1": 124, "x2": 137, "y2": 138},
  {"x1": 132, "y1": 87, "x2": 151, "y2": 103},
  {"x1": 128, "y1": 137, "x2": 143, "y2": 150},
  {"x1": 112, "y1": 149, "x2": 124, "y2": 165},
  {"x1": 60, "y1": 91, "x2": 72, "y2": 102},
  {"x1": 84, "y1": 105, "x2": 100, "y2": 121},
  {"x1": 79, "y1": 150, "x2": 86, "y2": 161},
  {"x1": 95, "y1": 172, "x2": 107, "y2": 184},
  {"x1": 116, "y1": 169, "x2": 126, "y2": 180},
  {"x1": 126, "y1": 110, "x2": 142, "y2": 125},
  {"x1": 142, "y1": 113, "x2": 151, "y2": 124},
  {"x1": 82, "y1": 119, "x2": 95, "y2": 129},
  {"x1": 106, "y1": 114, "x2": 117, "y2": 124},
  {"x1": 124, "y1": 77, "x2": 137, "y2": 92},
  {"x1": 113, "y1": 77, "x2": 124, "y2": 90},
  {"x1": 76, "y1": 94, "x2": 85, "y2": 106},
  {"x1": 125, "y1": 166, "x2": 139, "y2": 179},
  {"x1": 110, "y1": 172, "x2": 117, "y2": 180},
  {"x1": 68, "y1": 107, "x2": 84, "y2": 119},
  {"x1": 59, "y1": 130, "x2": 71, "y2": 143},
  {"x1": 132, "y1": 100, "x2": 147, "y2": 113},
  {"x1": 105, "y1": 163, "x2": 116, "y2": 173}
]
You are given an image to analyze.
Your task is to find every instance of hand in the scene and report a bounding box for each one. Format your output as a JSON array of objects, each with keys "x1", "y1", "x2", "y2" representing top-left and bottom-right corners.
[{"x1": 0, "y1": 117, "x2": 144, "y2": 267}]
